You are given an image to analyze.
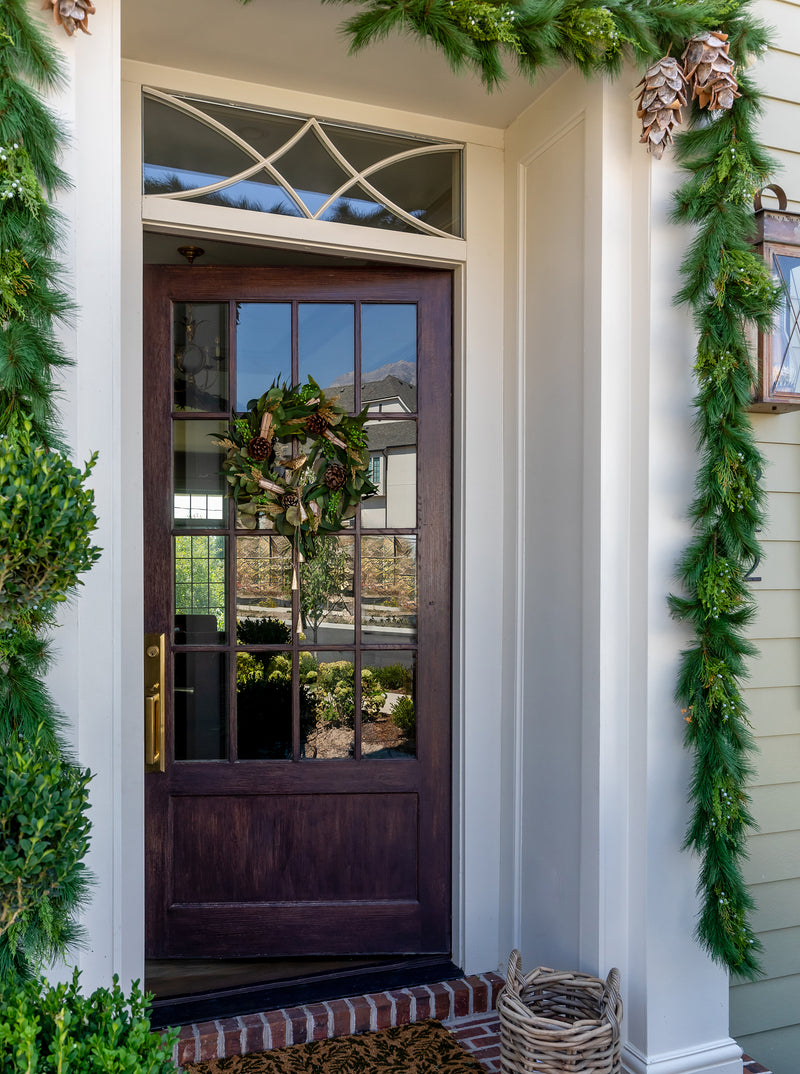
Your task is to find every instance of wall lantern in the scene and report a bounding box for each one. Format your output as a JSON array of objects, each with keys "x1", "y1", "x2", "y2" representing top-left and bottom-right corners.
[{"x1": 750, "y1": 185, "x2": 800, "y2": 412}]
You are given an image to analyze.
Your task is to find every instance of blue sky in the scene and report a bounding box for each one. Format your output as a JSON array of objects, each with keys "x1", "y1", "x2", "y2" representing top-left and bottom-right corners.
[{"x1": 236, "y1": 304, "x2": 417, "y2": 409}]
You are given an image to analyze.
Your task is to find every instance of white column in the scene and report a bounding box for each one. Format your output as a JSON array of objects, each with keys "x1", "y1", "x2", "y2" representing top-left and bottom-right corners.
[
  {"x1": 503, "y1": 71, "x2": 742, "y2": 1074},
  {"x1": 619, "y1": 87, "x2": 742, "y2": 1074},
  {"x1": 456, "y1": 140, "x2": 507, "y2": 974},
  {"x1": 44, "y1": 0, "x2": 138, "y2": 990}
]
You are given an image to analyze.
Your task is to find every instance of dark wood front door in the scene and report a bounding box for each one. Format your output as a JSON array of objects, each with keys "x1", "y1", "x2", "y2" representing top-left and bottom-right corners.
[{"x1": 144, "y1": 266, "x2": 452, "y2": 959}]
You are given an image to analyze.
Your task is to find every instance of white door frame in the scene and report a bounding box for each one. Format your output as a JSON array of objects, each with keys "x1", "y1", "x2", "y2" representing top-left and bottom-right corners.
[{"x1": 118, "y1": 60, "x2": 508, "y2": 985}]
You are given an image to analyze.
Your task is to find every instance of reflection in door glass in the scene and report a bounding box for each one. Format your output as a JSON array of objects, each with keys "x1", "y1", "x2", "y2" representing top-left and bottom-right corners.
[
  {"x1": 301, "y1": 651, "x2": 356, "y2": 760},
  {"x1": 236, "y1": 535, "x2": 292, "y2": 638},
  {"x1": 361, "y1": 535, "x2": 417, "y2": 644},
  {"x1": 173, "y1": 302, "x2": 228, "y2": 412},
  {"x1": 299, "y1": 304, "x2": 354, "y2": 395},
  {"x1": 237, "y1": 650, "x2": 294, "y2": 759},
  {"x1": 362, "y1": 305, "x2": 417, "y2": 412},
  {"x1": 174, "y1": 652, "x2": 228, "y2": 760},
  {"x1": 173, "y1": 420, "x2": 228, "y2": 527},
  {"x1": 236, "y1": 303, "x2": 291, "y2": 410},
  {"x1": 174, "y1": 535, "x2": 227, "y2": 644},
  {"x1": 299, "y1": 535, "x2": 355, "y2": 644},
  {"x1": 361, "y1": 651, "x2": 416, "y2": 759},
  {"x1": 361, "y1": 420, "x2": 417, "y2": 529}
]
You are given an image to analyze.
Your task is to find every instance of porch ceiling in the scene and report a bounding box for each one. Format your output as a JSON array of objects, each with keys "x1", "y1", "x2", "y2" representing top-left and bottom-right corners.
[{"x1": 122, "y1": 0, "x2": 556, "y2": 130}]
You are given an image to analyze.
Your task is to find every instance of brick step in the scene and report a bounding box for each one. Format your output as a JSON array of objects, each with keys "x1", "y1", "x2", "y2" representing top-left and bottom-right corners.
[
  {"x1": 172, "y1": 972, "x2": 772, "y2": 1074},
  {"x1": 173, "y1": 970, "x2": 504, "y2": 1067}
]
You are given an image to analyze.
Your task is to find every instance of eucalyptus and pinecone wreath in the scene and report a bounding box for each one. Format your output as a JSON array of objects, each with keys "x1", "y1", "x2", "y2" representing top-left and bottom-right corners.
[{"x1": 214, "y1": 378, "x2": 378, "y2": 559}]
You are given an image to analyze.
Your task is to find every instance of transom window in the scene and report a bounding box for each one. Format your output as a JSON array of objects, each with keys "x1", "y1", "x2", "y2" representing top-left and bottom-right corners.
[{"x1": 142, "y1": 89, "x2": 463, "y2": 238}]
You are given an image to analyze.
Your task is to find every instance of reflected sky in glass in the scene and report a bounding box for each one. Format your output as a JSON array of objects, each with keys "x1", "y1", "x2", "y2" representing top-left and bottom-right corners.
[
  {"x1": 144, "y1": 165, "x2": 388, "y2": 220},
  {"x1": 236, "y1": 303, "x2": 291, "y2": 410},
  {"x1": 299, "y1": 304, "x2": 354, "y2": 393},
  {"x1": 362, "y1": 305, "x2": 417, "y2": 389}
]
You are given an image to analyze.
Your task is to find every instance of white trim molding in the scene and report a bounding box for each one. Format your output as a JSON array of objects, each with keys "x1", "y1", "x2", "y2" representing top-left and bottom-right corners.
[
  {"x1": 121, "y1": 61, "x2": 505, "y2": 982},
  {"x1": 623, "y1": 1038, "x2": 743, "y2": 1074},
  {"x1": 142, "y1": 195, "x2": 466, "y2": 266},
  {"x1": 144, "y1": 88, "x2": 463, "y2": 239}
]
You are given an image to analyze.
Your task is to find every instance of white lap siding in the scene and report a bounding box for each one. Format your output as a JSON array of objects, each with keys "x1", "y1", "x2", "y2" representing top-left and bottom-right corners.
[{"x1": 730, "y1": 7, "x2": 800, "y2": 1069}]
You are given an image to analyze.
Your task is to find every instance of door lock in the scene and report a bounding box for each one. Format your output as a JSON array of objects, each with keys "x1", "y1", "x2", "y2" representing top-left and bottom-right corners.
[{"x1": 144, "y1": 633, "x2": 165, "y2": 773}]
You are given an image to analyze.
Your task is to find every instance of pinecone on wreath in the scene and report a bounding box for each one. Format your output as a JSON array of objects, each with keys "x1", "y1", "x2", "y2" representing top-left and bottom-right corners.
[
  {"x1": 636, "y1": 57, "x2": 687, "y2": 159},
  {"x1": 247, "y1": 435, "x2": 273, "y2": 462},
  {"x1": 323, "y1": 462, "x2": 347, "y2": 491},
  {"x1": 281, "y1": 491, "x2": 299, "y2": 510},
  {"x1": 43, "y1": 0, "x2": 96, "y2": 35},
  {"x1": 305, "y1": 412, "x2": 328, "y2": 436},
  {"x1": 682, "y1": 32, "x2": 740, "y2": 112}
]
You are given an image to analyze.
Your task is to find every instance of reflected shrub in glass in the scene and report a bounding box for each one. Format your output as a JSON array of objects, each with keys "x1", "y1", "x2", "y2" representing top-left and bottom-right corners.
[
  {"x1": 372, "y1": 662, "x2": 413, "y2": 693},
  {"x1": 392, "y1": 695, "x2": 416, "y2": 738},
  {"x1": 304, "y1": 661, "x2": 386, "y2": 727}
]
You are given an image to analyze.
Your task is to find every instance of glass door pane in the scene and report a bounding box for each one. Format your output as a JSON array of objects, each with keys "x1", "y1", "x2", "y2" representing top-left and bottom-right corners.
[
  {"x1": 236, "y1": 303, "x2": 291, "y2": 409},
  {"x1": 237, "y1": 650, "x2": 293, "y2": 759},
  {"x1": 173, "y1": 302, "x2": 228, "y2": 411},
  {"x1": 299, "y1": 303, "x2": 354, "y2": 391}
]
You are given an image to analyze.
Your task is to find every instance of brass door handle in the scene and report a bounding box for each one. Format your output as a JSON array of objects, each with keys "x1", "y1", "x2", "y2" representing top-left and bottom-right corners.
[
  {"x1": 144, "y1": 633, "x2": 165, "y2": 773},
  {"x1": 145, "y1": 694, "x2": 160, "y2": 768}
]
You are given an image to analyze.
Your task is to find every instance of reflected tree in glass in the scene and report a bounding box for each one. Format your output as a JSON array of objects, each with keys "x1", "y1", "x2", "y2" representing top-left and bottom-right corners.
[{"x1": 299, "y1": 537, "x2": 353, "y2": 643}]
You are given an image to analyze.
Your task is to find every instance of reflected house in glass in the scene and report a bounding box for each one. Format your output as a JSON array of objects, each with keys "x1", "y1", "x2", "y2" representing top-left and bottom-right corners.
[
  {"x1": 52, "y1": 7, "x2": 800, "y2": 1073},
  {"x1": 332, "y1": 375, "x2": 418, "y2": 530}
]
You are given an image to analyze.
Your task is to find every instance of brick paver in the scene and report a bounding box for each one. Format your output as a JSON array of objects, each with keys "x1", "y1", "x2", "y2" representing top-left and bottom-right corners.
[
  {"x1": 170, "y1": 972, "x2": 769, "y2": 1074},
  {"x1": 447, "y1": 1011, "x2": 501, "y2": 1073}
]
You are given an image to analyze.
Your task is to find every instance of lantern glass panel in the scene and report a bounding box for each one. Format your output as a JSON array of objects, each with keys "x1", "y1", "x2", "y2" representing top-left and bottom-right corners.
[{"x1": 771, "y1": 253, "x2": 800, "y2": 394}]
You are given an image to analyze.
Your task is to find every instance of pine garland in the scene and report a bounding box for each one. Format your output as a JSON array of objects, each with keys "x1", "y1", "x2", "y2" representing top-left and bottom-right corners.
[
  {"x1": 0, "y1": 5, "x2": 72, "y2": 447},
  {"x1": 306, "y1": 0, "x2": 781, "y2": 978},
  {"x1": 319, "y1": 0, "x2": 747, "y2": 89},
  {"x1": 0, "y1": 0, "x2": 99, "y2": 977},
  {"x1": 668, "y1": 2, "x2": 779, "y2": 979}
]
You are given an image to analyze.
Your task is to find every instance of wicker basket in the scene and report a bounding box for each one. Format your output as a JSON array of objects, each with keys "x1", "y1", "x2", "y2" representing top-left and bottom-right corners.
[{"x1": 497, "y1": 951, "x2": 622, "y2": 1074}]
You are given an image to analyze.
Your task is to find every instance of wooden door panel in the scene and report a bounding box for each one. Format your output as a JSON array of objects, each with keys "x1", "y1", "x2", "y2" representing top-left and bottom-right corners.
[
  {"x1": 171, "y1": 793, "x2": 419, "y2": 902},
  {"x1": 166, "y1": 905, "x2": 423, "y2": 959},
  {"x1": 144, "y1": 266, "x2": 452, "y2": 961}
]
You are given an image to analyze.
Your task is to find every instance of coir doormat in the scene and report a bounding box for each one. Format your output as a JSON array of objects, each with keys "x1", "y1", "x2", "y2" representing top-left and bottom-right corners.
[{"x1": 183, "y1": 1018, "x2": 487, "y2": 1073}]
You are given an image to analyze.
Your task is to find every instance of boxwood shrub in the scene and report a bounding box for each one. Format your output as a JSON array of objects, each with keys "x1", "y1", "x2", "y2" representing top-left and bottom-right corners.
[{"x1": 0, "y1": 969, "x2": 177, "y2": 1074}]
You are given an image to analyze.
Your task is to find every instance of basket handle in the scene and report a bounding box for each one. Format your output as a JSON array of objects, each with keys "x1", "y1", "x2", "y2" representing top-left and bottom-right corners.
[
  {"x1": 602, "y1": 968, "x2": 622, "y2": 1043},
  {"x1": 505, "y1": 949, "x2": 523, "y2": 994}
]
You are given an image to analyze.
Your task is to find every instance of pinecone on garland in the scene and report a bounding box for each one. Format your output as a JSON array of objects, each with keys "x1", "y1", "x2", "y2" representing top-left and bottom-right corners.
[
  {"x1": 305, "y1": 412, "x2": 328, "y2": 436},
  {"x1": 636, "y1": 57, "x2": 687, "y2": 159},
  {"x1": 281, "y1": 491, "x2": 299, "y2": 510},
  {"x1": 323, "y1": 462, "x2": 347, "y2": 491},
  {"x1": 247, "y1": 435, "x2": 273, "y2": 462},
  {"x1": 42, "y1": 0, "x2": 96, "y2": 35},
  {"x1": 682, "y1": 32, "x2": 740, "y2": 112}
]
